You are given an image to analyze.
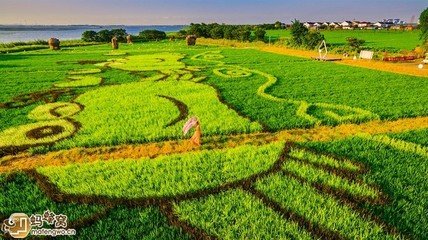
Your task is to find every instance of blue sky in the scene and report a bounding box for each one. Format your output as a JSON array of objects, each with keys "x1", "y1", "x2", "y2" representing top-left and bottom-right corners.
[{"x1": 0, "y1": 0, "x2": 426, "y2": 25}]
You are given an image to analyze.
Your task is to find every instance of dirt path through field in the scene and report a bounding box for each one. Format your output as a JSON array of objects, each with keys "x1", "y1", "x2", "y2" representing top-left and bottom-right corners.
[
  {"x1": 1, "y1": 116, "x2": 427, "y2": 173},
  {"x1": 197, "y1": 38, "x2": 428, "y2": 78}
]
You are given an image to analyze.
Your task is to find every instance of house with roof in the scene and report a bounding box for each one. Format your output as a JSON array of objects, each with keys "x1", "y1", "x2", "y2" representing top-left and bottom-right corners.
[
  {"x1": 329, "y1": 22, "x2": 340, "y2": 28},
  {"x1": 357, "y1": 21, "x2": 372, "y2": 28},
  {"x1": 373, "y1": 21, "x2": 393, "y2": 29},
  {"x1": 313, "y1": 22, "x2": 323, "y2": 28},
  {"x1": 340, "y1": 21, "x2": 353, "y2": 29},
  {"x1": 303, "y1": 22, "x2": 315, "y2": 28}
]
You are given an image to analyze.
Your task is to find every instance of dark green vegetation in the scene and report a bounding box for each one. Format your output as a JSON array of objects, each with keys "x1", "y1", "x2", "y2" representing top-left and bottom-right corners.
[
  {"x1": 186, "y1": 23, "x2": 253, "y2": 41},
  {"x1": 420, "y1": 7, "x2": 428, "y2": 43},
  {"x1": 174, "y1": 189, "x2": 313, "y2": 239},
  {"x1": 81, "y1": 29, "x2": 128, "y2": 42},
  {"x1": 139, "y1": 29, "x2": 167, "y2": 41},
  {"x1": 0, "y1": 172, "x2": 103, "y2": 222},
  {"x1": 303, "y1": 137, "x2": 428, "y2": 239},
  {"x1": 81, "y1": 28, "x2": 168, "y2": 43},
  {"x1": 74, "y1": 206, "x2": 190, "y2": 240},
  {"x1": 289, "y1": 20, "x2": 324, "y2": 49},
  {"x1": 0, "y1": 172, "x2": 189, "y2": 239}
]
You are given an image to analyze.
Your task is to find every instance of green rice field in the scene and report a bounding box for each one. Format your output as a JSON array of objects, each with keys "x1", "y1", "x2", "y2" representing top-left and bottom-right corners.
[{"x1": 0, "y1": 40, "x2": 427, "y2": 239}]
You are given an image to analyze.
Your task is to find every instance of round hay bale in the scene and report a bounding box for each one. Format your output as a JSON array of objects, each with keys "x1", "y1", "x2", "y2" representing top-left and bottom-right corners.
[
  {"x1": 126, "y1": 35, "x2": 133, "y2": 44},
  {"x1": 111, "y1": 37, "x2": 119, "y2": 49},
  {"x1": 186, "y1": 35, "x2": 197, "y2": 46},
  {"x1": 48, "y1": 38, "x2": 60, "y2": 50}
]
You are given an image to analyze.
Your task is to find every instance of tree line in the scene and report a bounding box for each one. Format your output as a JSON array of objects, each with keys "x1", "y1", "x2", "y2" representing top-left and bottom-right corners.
[{"x1": 81, "y1": 29, "x2": 167, "y2": 42}]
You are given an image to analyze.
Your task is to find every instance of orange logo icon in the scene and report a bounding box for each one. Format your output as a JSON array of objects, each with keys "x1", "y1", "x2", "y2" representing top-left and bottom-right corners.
[{"x1": 1, "y1": 213, "x2": 31, "y2": 239}]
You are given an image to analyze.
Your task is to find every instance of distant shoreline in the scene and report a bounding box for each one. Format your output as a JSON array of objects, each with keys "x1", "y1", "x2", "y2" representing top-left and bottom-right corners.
[
  {"x1": 0, "y1": 25, "x2": 186, "y2": 31},
  {"x1": 0, "y1": 25, "x2": 186, "y2": 43}
]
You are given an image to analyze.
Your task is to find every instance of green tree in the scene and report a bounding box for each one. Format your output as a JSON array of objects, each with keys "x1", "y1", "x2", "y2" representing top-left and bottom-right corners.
[
  {"x1": 210, "y1": 25, "x2": 224, "y2": 39},
  {"x1": 237, "y1": 27, "x2": 251, "y2": 41},
  {"x1": 304, "y1": 31, "x2": 325, "y2": 49},
  {"x1": 290, "y1": 20, "x2": 308, "y2": 46},
  {"x1": 346, "y1": 37, "x2": 366, "y2": 49},
  {"x1": 188, "y1": 23, "x2": 209, "y2": 38},
  {"x1": 177, "y1": 29, "x2": 188, "y2": 39},
  {"x1": 110, "y1": 29, "x2": 127, "y2": 42},
  {"x1": 224, "y1": 26, "x2": 238, "y2": 40},
  {"x1": 420, "y1": 7, "x2": 428, "y2": 43},
  {"x1": 81, "y1": 30, "x2": 97, "y2": 42},
  {"x1": 274, "y1": 21, "x2": 282, "y2": 29},
  {"x1": 254, "y1": 28, "x2": 266, "y2": 42},
  {"x1": 139, "y1": 30, "x2": 167, "y2": 41},
  {"x1": 97, "y1": 29, "x2": 113, "y2": 42}
]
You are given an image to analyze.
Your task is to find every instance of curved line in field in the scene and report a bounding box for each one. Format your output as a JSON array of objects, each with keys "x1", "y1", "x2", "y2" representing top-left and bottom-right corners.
[
  {"x1": 196, "y1": 51, "x2": 379, "y2": 126},
  {"x1": 157, "y1": 95, "x2": 189, "y2": 127}
]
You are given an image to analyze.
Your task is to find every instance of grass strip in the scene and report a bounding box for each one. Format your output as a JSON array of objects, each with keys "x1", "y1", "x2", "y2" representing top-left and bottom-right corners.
[
  {"x1": 289, "y1": 148, "x2": 361, "y2": 172},
  {"x1": 37, "y1": 142, "x2": 284, "y2": 198},
  {"x1": 282, "y1": 159, "x2": 379, "y2": 200},
  {"x1": 255, "y1": 173, "x2": 399, "y2": 239},
  {"x1": 173, "y1": 189, "x2": 313, "y2": 240}
]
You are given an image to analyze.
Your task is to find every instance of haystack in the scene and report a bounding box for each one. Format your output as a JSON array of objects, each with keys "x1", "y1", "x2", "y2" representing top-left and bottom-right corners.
[
  {"x1": 126, "y1": 35, "x2": 133, "y2": 44},
  {"x1": 48, "y1": 38, "x2": 60, "y2": 50},
  {"x1": 111, "y1": 37, "x2": 119, "y2": 49},
  {"x1": 186, "y1": 35, "x2": 197, "y2": 46}
]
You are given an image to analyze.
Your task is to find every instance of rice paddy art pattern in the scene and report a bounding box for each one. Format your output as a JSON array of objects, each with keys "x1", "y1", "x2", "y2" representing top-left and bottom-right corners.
[
  {"x1": 21, "y1": 142, "x2": 399, "y2": 239},
  {"x1": 0, "y1": 42, "x2": 426, "y2": 239},
  {"x1": 194, "y1": 51, "x2": 379, "y2": 126},
  {"x1": 0, "y1": 61, "x2": 105, "y2": 155}
]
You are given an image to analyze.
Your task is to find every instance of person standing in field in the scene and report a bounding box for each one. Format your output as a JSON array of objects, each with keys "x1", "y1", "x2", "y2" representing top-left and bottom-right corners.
[{"x1": 183, "y1": 117, "x2": 202, "y2": 146}]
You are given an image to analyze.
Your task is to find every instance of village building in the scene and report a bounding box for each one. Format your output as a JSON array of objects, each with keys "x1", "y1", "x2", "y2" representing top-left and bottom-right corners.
[{"x1": 340, "y1": 21, "x2": 353, "y2": 29}]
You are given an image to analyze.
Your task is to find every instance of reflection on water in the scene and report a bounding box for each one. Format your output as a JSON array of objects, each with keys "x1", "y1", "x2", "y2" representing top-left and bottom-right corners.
[{"x1": 0, "y1": 25, "x2": 185, "y2": 43}]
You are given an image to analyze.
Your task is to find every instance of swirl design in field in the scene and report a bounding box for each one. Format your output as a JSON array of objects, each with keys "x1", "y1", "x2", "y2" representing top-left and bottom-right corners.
[
  {"x1": 0, "y1": 102, "x2": 82, "y2": 156},
  {"x1": 195, "y1": 51, "x2": 379, "y2": 126},
  {"x1": 213, "y1": 66, "x2": 252, "y2": 78}
]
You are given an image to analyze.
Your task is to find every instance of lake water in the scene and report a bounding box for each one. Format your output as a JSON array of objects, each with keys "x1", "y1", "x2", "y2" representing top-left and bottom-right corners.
[{"x1": 0, "y1": 25, "x2": 186, "y2": 43}]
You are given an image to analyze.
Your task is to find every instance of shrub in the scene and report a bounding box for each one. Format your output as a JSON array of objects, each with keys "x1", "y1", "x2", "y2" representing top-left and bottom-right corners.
[
  {"x1": 210, "y1": 26, "x2": 224, "y2": 39},
  {"x1": 346, "y1": 37, "x2": 366, "y2": 49},
  {"x1": 139, "y1": 29, "x2": 167, "y2": 41},
  {"x1": 223, "y1": 26, "x2": 238, "y2": 40},
  {"x1": 237, "y1": 27, "x2": 251, "y2": 42},
  {"x1": 420, "y1": 7, "x2": 428, "y2": 43},
  {"x1": 187, "y1": 23, "x2": 209, "y2": 38},
  {"x1": 177, "y1": 29, "x2": 188, "y2": 39},
  {"x1": 96, "y1": 29, "x2": 113, "y2": 42},
  {"x1": 254, "y1": 28, "x2": 266, "y2": 42},
  {"x1": 110, "y1": 28, "x2": 127, "y2": 42},
  {"x1": 290, "y1": 20, "x2": 309, "y2": 46},
  {"x1": 304, "y1": 31, "x2": 325, "y2": 49},
  {"x1": 81, "y1": 30, "x2": 98, "y2": 42}
]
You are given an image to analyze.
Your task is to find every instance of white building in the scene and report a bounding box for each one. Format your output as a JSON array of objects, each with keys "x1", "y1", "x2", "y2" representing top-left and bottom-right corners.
[
  {"x1": 357, "y1": 21, "x2": 372, "y2": 28},
  {"x1": 303, "y1": 22, "x2": 315, "y2": 28},
  {"x1": 373, "y1": 21, "x2": 393, "y2": 29},
  {"x1": 340, "y1": 21, "x2": 353, "y2": 29},
  {"x1": 329, "y1": 22, "x2": 340, "y2": 28}
]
